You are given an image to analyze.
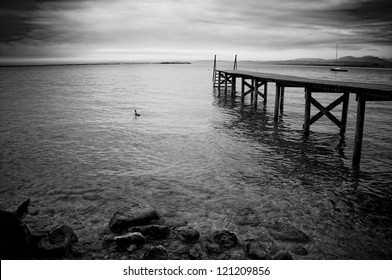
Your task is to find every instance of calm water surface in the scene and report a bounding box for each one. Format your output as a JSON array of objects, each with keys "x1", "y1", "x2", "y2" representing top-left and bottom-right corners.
[{"x1": 0, "y1": 62, "x2": 391, "y2": 259}]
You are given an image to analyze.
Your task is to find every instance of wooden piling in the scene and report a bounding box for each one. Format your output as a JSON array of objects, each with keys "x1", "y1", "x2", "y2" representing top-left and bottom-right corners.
[
  {"x1": 279, "y1": 86, "x2": 285, "y2": 112},
  {"x1": 224, "y1": 72, "x2": 228, "y2": 95},
  {"x1": 251, "y1": 79, "x2": 255, "y2": 105},
  {"x1": 241, "y1": 77, "x2": 245, "y2": 103},
  {"x1": 232, "y1": 75, "x2": 236, "y2": 97},
  {"x1": 213, "y1": 69, "x2": 392, "y2": 168},
  {"x1": 213, "y1": 55, "x2": 216, "y2": 84},
  {"x1": 304, "y1": 88, "x2": 311, "y2": 134},
  {"x1": 340, "y1": 91, "x2": 350, "y2": 136},
  {"x1": 353, "y1": 94, "x2": 366, "y2": 167},
  {"x1": 254, "y1": 79, "x2": 259, "y2": 109},
  {"x1": 274, "y1": 84, "x2": 281, "y2": 121}
]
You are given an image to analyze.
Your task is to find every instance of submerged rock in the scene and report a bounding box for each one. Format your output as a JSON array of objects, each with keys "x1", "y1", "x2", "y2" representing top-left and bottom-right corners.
[
  {"x1": 114, "y1": 232, "x2": 145, "y2": 250},
  {"x1": 247, "y1": 240, "x2": 277, "y2": 260},
  {"x1": 188, "y1": 243, "x2": 205, "y2": 259},
  {"x1": 211, "y1": 230, "x2": 238, "y2": 249},
  {"x1": 175, "y1": 226, "x2": 200, "y2": 243},
  {"x1": 37, "y1": 225, "x2": 78, "y2": 259},
  {"x1": 143, "y1": 245, "x2": 168, "y2": 260},
  {"x1": 291, "y1": 246, "x2": 308, "y2": 256},
  {"x1": 273, "y1": 251, "x2": 293, "y2": 260},
  {"x1": 234, "y1": 207, "x2": 260, "y2": 226},
  {"x1": 267, "y1": 222, "x2": 310, "y2": 243},
  {"x1": 128, "y1": 225, "x2": 170, "y2": 240},
  {"x1": 109, "y1": 200, "x2": 160, "y2": 233},
  {"x1": 48, "y1": 225, "x2": 78, "y2": 245}
]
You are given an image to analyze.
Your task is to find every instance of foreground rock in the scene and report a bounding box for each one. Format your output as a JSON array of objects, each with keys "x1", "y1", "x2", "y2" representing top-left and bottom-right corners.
[
  {"x1": 114, "y1": 232, "x2": 145, "y2": 251},
  {"x1": 267, "y1": 222, "x2": 310, "y2": 243},
  {"x1": 0, "y1": 199, "x2": 34, "y2": 259},
  {"x1": 127, "y1": 225, "x2": 170, "y2": 240},
  {"x1": 247, "y1": 240, "x2": 277, "y2": 260},
  {"x1": 143, "y1": 245, "x2": 168, "y2": 260},
  {"x1": 174, "y1": 226, "x2": 200, "y2": 243},
  {"x1": 211, "y1": 230, "x2": 238, "y2": 249},
  {"x1": 37, "y1": 225, "x2": 78, "y2": 258},
  {"x1": 109, "y1": 200, "x2": 160, "y2": 233}
]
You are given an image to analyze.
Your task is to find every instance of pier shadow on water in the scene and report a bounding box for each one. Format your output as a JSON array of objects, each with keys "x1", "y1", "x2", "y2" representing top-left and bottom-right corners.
[{"x1": 211, "y1": 88, "x2": 392, "y2": 259}]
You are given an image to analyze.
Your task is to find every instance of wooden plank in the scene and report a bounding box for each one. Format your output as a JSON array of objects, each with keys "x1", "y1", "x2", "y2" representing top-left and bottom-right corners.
[{"x1": 217, "y1": 70, "x2": 392, "y2": 99}]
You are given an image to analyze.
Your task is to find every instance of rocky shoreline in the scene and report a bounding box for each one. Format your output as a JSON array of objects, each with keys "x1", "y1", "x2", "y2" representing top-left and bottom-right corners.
[{"x1": 1, "y1": 198, "x2": 310, "y2": 260}]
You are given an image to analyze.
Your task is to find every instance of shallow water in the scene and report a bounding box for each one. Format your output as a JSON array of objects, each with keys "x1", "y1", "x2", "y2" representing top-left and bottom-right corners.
[{"x1": 0, "y1": 62, "x2": 391, "y2": 259}]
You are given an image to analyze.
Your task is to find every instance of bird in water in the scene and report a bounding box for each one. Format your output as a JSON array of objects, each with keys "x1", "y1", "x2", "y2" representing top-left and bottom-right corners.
[{"x1": 134, "y1": 110, "x2": 141, "y2": 116}]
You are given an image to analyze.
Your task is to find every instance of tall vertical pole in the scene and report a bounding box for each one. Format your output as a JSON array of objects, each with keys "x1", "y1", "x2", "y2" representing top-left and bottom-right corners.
[
  {"x1": 304, "y1": 88, "x2": 311, "y2": 135},
  {"x1": 340, "y1": 91, "x2": 350, "y2": 136},
  {"x1": 353, "y1": 94, "x2": 366, "y2": 168},
  {"x1": 212, "y1": 55, "x2": 217, "y2": 87},
  {"x1": 264, "y1": 82, "x2": 268, "y2": 107},
  {"x1": 233, "y1": 54, "x2": 237, "y2": 70},
  {"x1": 274, "y1": 84, "x2": 281, "y2": 121}
]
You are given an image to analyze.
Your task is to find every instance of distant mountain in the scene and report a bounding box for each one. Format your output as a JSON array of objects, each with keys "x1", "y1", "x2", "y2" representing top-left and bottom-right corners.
[{"x1": 267, "y1": 56, "x2": 392, "y2": 68}]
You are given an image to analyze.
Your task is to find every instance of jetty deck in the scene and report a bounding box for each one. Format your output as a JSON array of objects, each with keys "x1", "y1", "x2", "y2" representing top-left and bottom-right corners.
[{"x1": 213, "y1": 68, "x2": 392, "y2": 168}]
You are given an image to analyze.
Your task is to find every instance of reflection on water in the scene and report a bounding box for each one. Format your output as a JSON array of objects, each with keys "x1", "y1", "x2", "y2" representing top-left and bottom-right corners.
[{"x1": 0, "y1": 62, "x2": 391, "y2": 259}]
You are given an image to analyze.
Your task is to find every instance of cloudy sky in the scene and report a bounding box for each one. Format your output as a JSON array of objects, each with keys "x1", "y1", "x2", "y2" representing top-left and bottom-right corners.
[{"x1": 1, "y1": 0, "x2": 391, "y2": 64}]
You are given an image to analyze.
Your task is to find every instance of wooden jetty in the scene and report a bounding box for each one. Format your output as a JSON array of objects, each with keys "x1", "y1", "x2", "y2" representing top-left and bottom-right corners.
[{"x1": 212, "y1": 58, "x2": 392, "y2": 168}]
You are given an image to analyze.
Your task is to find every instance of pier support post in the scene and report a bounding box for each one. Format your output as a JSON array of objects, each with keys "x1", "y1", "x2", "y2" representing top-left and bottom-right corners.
[
  {"x1": 231, "y1": 75, "x2": 236, "y2": 97},
  {"x1": 224, "y1": 73, "x2": 228, "y2": 95},
  {"x1": 340, "y1": 91, "x2": 350, "y2": 136},
  {"x1": 264, "y1": 83, "x2": 268, "y2": 106},
  {"x1": 241, "y1": 77, "x2": 245, "y2": 103},
  {"x1": 304, "y1": 88, "x2": 311, "y2": 134},
  {"x1": 353, "y1": 94, "x2": 366, "y2": 168},
  {"x1": 251, "y1": 79, "x2": 255, "y2": 105},
  {"x1": 218, "y1": 71, "x2": 221, "y2": 92},
  {"x1": 254, "y1": 79, "x2": 259, "y2": 109},
  {"x1": 212, "y1": 55, "x2": 216, "y2": 86},
  {"x1": 279, "y1": 86, "x2": 285, "y2": 112},
  {"x1": 274, "y1": 84, "x2": 281, "y2": 121}
]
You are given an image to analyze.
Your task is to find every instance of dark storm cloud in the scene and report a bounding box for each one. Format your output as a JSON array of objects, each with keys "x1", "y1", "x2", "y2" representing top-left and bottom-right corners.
[{"x1": 0, "y1": 0, "x2": 391, "y2": 62}]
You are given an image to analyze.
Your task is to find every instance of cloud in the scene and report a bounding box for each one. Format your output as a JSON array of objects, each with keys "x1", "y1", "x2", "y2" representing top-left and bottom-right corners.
[{"x1": 0, "y1": 0, "x2": 391, "y2": 63}]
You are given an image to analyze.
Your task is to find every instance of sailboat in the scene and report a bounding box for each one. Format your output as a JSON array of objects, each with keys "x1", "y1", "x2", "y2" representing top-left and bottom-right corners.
[{"x1": 330, "y1": 43, "x2": 348, "y2": 72}]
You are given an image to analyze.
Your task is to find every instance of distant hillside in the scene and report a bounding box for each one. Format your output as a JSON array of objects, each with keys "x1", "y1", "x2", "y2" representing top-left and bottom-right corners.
[{"x1": 268, "y1": 56, "x2": 392, "y2": 68}]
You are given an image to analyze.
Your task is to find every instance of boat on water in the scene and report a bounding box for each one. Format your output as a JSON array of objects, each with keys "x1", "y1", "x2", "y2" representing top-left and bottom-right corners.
[{"x1": 330, "y1": 43, "x2": 348, "y2": 72}]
